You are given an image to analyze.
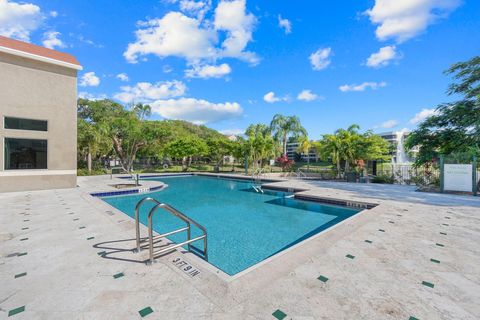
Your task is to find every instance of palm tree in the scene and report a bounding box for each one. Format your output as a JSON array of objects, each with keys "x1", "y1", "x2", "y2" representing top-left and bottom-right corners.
[
  {"x1": 270, "y1": 114, "x2": 307, "y2": 155},
  {"x1": 245, "y1": 124, "x2": 276, "y2": 171},
  {"x1": 297, "y1": 136, "x2": 313, "y2": 170},
  {"x1": 133, "y1": 103, "x2": 152, "y2": 120},
  {"x1": 335, "y1": 124, "x2": 361, "y2": 173},
  {"x1": 320, "y1": 133, "x2": 343, "y2": 178}
]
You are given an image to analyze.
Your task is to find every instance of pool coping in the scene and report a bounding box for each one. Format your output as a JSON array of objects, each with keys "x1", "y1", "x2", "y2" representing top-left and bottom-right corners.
[{"x1": 88, "y1": 173, "x2": 383, "y2": 282}]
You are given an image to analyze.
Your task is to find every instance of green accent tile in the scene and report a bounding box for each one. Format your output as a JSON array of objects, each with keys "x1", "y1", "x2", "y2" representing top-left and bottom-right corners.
[
  {"x1": 317, "y1": 275, "x2": 329, "y2": 282},
  {"x1": 272, "y1": 309, "x2": 287, "y2": 320},
  {"x1": 17, "y1": 252, "x2": 27, "y2": 257},
  {"x1": 430, "y1": 258, "x2": 440, "y2": 264},
  {"x1": 409, "y1": 317, "x2": 419, "y2": 320},
  {"x1": 365, "y1": 240, "x2": 373, "y2": 243},
  {"x1": 436, "y1": 243, "x2": 445, "y2": 247},
  {"x1": 21, "y1": 227, "x2": 29, "y2": 230},
  {"x1": 20, "y1": 238, "x2": 28, "y2": 241},
  {"x1": 8, "y1": 306, "x2": 25, "y2": 317},
  {"x1": 79, "y1": 226, "x2": 86, "y2": 229},
  {"x1": 14, "y1": 272, "x2": 27, "y2": 278},
  {"x1": 378, "y1": 229, "x2": 385, "y2": 232},
  {"x1": 422, "y1": 281, "x2": 434, "y2": 288},
  {"x1": 440, "y1": 232, "x2": 447, "y2": 235},
  {"x1": 138, "y1": 307, "x2": 154, "y2": 317},
  {"x1": 442, "y1": 223, "x2": 449, "y2": 226},
  {"x1": 87, "y1": 236, "x2": 95, "y2": 240},
  {"x1": 113, "y1": 272, "x2": 124, "y2": 279},
  {"x1": 97, "y1": 251, "x2": 106, "y2": 256},
  {"x1": 346, "y1": 254, "x2": 355, "y2": 259}
]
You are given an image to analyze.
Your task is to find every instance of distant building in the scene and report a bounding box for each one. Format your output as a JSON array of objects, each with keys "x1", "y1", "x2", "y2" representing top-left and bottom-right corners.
[
  {"x1": 0, "y1": 36, "x2": 81, "y2": 192},
  {"x1": 378, "y1": 131, "x2": 418, "y2": 164},
  {"x1": 286, "y1": 141, "x2": 317, "y2": 162}
]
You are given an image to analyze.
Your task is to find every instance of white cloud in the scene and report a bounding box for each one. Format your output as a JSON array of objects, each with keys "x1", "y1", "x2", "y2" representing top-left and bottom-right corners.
[
  {"x1": 124, "y1": 0, "x2": 258, "y2": 65},
  {"x1": 366, "y1": 45, "x2": 400, "y2": 68},
  {"x1": 263, "y1": 91, "x2": 288, "y2": 103},
  {"x1": 185, "y1": 63, "x2": 231, "y2": 79},
  {"x1": 42, "y1": 31, "x2": 65, "y2": 49},
  {"x1": 278, "y1": 15, "x2": 292, "y2": 34},
  {"x1": 309, "y1": 47, "x2": 332, "y2": 71},
  {"x1": 179, "y1": 0, "x2": 211, "y2": 20},
  {"x1": 80, "y1": 72, "x2": 100, "y2": 87},
  {"x1": 297, "y1": 89, "x2": 319, "y2": 102},
  {"x1": 365, "y1": 0, "x2": 461, "y2": 43},
  {"x1": 114, "y1": 80, "x2": 186, "y2": 103},
  {"x1": 78, "y1": 91, "x2": 107, "y2": 100},
  {"x1": 124, "y1": 12, "x2": 217, "y2": 63},
  {"x1": 409, "y1": 108, "x2": 438, "y2": 124},
  {"x1": 214, "y1": 0, "x2": 258, "y2": 64},
  {"x1": 116, "y1": 73, "x2": 129, "y2": 82},
  {"x1": 378, "y1": 119, "x2": 399, "y2": 129},
  {"x1": 49, "y1": 10, "x2": 58, "y2": 17},
  {"x1": 0, "y1": 0, "x2": 43, "y2": 41},
  {"x1": 219, "y1": 128, "x2": 245, "y2": 136},
  {"x1": 339, "y1": 81, "x2": 387, "y2": 92},
  {"x1": 151, "y1": 97, "x2": 243, "y2": 124}
]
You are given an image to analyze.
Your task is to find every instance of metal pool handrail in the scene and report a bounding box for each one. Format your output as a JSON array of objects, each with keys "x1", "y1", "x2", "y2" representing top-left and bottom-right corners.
[
  {"x1": 147, "y1": 203, "x2": 208, "y2": 264},
  {"x1": 134, "y1": 197, "x2": 208, "y2": 264}
]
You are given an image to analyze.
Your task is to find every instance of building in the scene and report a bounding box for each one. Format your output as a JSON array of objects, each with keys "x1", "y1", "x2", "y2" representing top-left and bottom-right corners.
[
  {"x1": 378, "y1": 131, "x2": 418, "y2": 164},
  {"x1": 286, "y1": 141, "x2": 317, "y2": 162},
  {"x1": 0, "y1": 36, "x2": 82, "y2": 192}
]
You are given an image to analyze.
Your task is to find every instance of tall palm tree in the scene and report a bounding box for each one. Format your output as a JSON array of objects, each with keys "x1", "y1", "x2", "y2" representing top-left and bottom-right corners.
[{"x1": 270, "y1": 114, "x2": 307, "y2": 155}]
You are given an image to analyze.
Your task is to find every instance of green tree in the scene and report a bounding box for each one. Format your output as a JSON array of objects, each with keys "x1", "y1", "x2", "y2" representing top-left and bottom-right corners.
[
  {"x1": 78, "y1": 99, "x2": 161, "y2": 172},
  {"x1": 405, "y1": 56, "x2": 480, "y2": 164},
  {"x1": 245, "y1": 124, "x2": 276, "y2": 171},
  {"x1": 77, "y1": 118, "x2": 109, "y2": 174},
  {"x1": 132, "y1": 103, "x2": 152, "y2": 120},
  {"x1": 165, "y1": 136, "x2": 208, "y2": 171},
  {"x1": 206, "y1": 137, "x2": 235, "y2": 167},
  {"x1": 270, "y1": 114, "x2": 307, "y2": 155},
  {"x1": 297, "y1": 136, "x2": 314, "y2": 170}
]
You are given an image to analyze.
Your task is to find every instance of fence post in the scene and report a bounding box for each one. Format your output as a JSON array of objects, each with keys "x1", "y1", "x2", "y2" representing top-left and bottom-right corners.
[
  {"x1": 439, "y1": 154, "x2": 445, "y2": 193},
  {"x1": 473, "y1": 156, "x2": 478, "y2": 196}
]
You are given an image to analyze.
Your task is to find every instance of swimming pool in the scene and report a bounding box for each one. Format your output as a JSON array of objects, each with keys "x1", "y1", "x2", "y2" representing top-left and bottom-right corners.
[{"x1": 102, "y1": 175, "x2": 362, "y2": 275}]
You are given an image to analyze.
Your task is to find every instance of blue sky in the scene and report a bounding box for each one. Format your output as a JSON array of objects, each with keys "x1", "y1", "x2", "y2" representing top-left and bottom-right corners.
[{"x1": 1, "y1": 0, "x2": 479, "y2": 139}]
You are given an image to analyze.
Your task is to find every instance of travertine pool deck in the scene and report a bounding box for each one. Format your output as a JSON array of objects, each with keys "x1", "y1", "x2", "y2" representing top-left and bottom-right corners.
[{"x1": 1, "y1": 173, "x2": 479, "y2": 319}]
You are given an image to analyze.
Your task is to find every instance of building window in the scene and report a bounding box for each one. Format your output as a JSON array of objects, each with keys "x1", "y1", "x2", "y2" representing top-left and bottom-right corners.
[
  {"x1": 4, "y1": 138, "x2": 47, "y2": 170},
  {"x1": 4, "y1": 117, "x2": 48, "y2": 131}
]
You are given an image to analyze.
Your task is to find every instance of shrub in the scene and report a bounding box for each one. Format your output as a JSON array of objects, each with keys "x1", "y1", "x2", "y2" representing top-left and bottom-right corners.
[{"x1": 371, "y1": 174, "x2": 394, "y2": 184}]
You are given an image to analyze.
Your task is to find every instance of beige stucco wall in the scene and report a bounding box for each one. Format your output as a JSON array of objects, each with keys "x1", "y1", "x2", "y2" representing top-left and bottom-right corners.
[{"x1": 0, "y1": 52, "x2": 78, "y2": 192}]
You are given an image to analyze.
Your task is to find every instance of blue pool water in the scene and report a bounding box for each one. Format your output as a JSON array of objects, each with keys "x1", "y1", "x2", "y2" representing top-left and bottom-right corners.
[{"x1": 102, "y1": 175, "x2": 361, "y2": 275}]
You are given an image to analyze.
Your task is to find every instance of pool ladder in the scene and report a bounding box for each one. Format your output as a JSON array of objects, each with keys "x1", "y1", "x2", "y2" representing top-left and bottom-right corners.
[
  {"x1": 134, "y1": 197, "x2": 208, "y2": 264},
  {"x1": 251, "y1": 168, "x2": 264, "y2": 193}
]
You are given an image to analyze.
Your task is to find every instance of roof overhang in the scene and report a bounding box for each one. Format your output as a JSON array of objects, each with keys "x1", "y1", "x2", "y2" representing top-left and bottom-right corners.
[{"x1": 0, "y1": 45, "x2": 83, "y2": 71}]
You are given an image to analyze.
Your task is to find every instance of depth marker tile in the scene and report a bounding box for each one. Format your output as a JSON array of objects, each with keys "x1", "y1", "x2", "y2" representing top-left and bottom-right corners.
[{"x1": 14, "y1": 272, "x2": 27, "y2": 278}]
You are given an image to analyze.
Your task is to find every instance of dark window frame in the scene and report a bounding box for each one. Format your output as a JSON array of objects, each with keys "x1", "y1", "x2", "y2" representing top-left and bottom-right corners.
[
  {"x1": 4, "y1": 116, "x2": 48, "y2": 132},
  {"x1": 4, "y1": 137, "x2": 48, "y2": 170}
]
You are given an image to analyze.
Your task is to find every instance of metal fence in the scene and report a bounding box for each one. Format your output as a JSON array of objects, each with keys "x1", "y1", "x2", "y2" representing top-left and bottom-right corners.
[{"x1": 375, "y1": 163, "x2": 440, "y2": 186}]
